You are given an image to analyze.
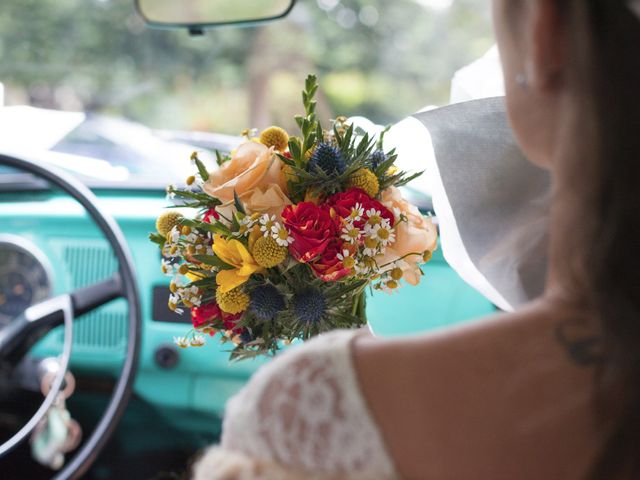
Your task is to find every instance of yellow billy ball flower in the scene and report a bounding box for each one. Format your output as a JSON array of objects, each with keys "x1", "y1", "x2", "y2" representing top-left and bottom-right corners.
[
  {"x1": 390, "y1": 267, "x2": 404, "y2": 281},
  {"x1": 252, "y1": 236, "x2": 288, "y2": 268},
  {"x1": 347, "y1": 168, "x2": 379, "y2": 198},
  {"x1": 186, "y1": 175, "x2": 196, "y2": 186},
  {"x1": 259, "y1": 126, "x2": 289, "y2": 152},
  {"x1": 216, "y1": 287, "x2": 250, "y2": 314},
  {"x1": 156, "y1": 211, "x2": 183, "y2": 236}
]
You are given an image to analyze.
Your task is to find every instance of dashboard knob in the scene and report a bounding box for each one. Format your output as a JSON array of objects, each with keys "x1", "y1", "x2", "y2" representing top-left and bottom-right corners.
[{"x1": 154, "y1": 344, "x2": 179, "y2": 369}]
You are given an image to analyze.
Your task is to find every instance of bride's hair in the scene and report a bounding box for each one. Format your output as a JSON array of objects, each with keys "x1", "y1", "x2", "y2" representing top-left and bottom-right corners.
[{"x1": 545, "y1": 0, "x2": 640, "y2": 477}]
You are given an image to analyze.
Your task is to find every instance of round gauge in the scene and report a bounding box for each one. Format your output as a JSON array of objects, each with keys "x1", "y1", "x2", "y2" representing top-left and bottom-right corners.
[{"x1": 0, "y1": 235, "x2": 52, "y2": 328}]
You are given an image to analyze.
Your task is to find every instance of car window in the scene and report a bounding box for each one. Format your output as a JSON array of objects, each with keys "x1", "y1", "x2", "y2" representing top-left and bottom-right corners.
[{"x1": 0, "y1": 0, "x2": 493, "y2": 182}]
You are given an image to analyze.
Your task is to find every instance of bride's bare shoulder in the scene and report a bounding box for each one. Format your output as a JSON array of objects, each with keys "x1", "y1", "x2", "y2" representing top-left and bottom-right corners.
[{"x1": 352, "y1": 303, "x2": 600, "y2": 479}]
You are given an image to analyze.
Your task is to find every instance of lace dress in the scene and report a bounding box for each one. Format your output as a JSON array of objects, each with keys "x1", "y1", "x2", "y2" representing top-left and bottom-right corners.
[{"x1": 192, "y1": 330, "x2": 398, "y2": 480}]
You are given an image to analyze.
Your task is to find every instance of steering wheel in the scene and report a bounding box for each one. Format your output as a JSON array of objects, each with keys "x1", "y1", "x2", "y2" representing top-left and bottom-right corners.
[{"x1": 0, "y1": 154, "x2": 142, "y2": 479}]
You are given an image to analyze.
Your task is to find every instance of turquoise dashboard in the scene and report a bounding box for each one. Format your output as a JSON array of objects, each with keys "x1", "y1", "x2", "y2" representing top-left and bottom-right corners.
[{"x1": 0, "y1": 187, "x2": 495, "y2": 433}]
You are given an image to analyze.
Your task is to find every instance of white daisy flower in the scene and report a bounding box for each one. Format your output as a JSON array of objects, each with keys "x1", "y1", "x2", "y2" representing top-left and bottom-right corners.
[
  {"x1": 380, "y1": 279, "x2": 401, "y2": 295},
  {"x1": 187, "y1": 177, "x2": 204, "y2": 192},
  {"x1": 341, "y1": 224, "x2": 361, "y2": 244},
  {"x1": 167, "y1": 293, "x2": 184, "y2": 314},
  {"x1": 190, "y1": 335, "x2": 206, "y2": 347},
  {"x1": 271, "y1": 223, "x2": 294, "y2": 247},
  {"x1": 336, "y1": 249, "x2": 356, "y2": 269},
  {"x1": 365, "y1": 208, "x2": 383, "y2": 226},
  {"x1": 169, "y1": 226, "x2": 181, "y2": 243},
  {"x1": 355, "y1": 261, "x2": 371, "y2": 276},
  {"x1": 362, "y1": 247, "x2": 377, "y2": 257},
  {"x1": 161, "y1": 259, "x2": 180, "y2": 276},
  {"x1": 368, "y1": 222, "x2": 395, "y2": 247},
  {"x1": 184, "y1": 233, "x2": 199, "y2": 244},
  {"x1": 348, "y1": 203, "x2": 364, "y2": 222},
  {"x1": 162, "y1": 242, "x2": 179, "y2": 258},
  {"x1": 362, "y1": 236, "x2": 380, "y2": 257},
  {"x1": 174, "y1": 336, "x2": 189, "y2": 348},
  {"x1": 259, "y1": 214, "x2": 277, "y2": 235}
]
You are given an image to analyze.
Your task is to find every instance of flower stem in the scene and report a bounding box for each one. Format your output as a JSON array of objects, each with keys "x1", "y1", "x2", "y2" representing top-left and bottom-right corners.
[{"x1": 357, "y1": 291, "x2": 367, "y2": 322}]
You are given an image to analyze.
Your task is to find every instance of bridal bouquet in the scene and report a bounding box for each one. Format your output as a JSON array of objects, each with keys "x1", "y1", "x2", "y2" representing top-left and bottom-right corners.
[{"x1": 150, "y1": 75, "x2": 438, "y2": 360}]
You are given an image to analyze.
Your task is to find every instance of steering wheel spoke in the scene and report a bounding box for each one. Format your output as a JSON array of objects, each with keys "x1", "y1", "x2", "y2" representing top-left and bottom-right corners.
[{"x1": 0, "y1": 274, "x2": 124, "y2": 364}]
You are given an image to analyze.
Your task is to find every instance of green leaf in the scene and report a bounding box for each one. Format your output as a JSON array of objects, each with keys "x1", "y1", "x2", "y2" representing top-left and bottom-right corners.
[
  {"x1": 215, "y1": 150, "x2": 227, "y2": 167},
  {"x1": 181, "y1": 218, "x2": 232, "y2": 236},
  {"x1": 171, "y1": 188, "x2": 220, "y2": 206},
  {"x1": 288, "y1": 137, "x2": 302, "y2": 161},
  {"x1": 195, "y1": 157, "x2": 210, "y2": 181},
  {"x1": 233, "y1": 190, "x2": 246, "y2": 215},
  {"x1": 149, "y1": 232, "x2": 166, "y2": 246},
  {"x1": 192, "y1": 255, "x2": 234, "y2": 270}
]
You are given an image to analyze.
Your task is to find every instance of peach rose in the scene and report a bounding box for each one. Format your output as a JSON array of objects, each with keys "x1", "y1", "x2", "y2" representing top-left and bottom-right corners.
[
  {"x1": 376, "y1": 187, "x2": 438, "y2": 286},
  {"x1": 203, "y1": 142, "x2": 287, "y2": 203},
  {"x1": 216, "y1": 184, "x2": 292, "y2": 220}
]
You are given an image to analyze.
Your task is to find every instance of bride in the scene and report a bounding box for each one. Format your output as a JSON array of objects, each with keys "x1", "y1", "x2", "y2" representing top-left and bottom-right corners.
[{"x1": 194, "y1": 0, "x2": 640, "y2": 478}]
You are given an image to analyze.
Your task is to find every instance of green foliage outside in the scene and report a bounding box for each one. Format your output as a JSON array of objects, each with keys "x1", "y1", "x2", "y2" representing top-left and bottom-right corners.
[{"x1": 0, "y1": 0, "x2": 494, "y2": 134}]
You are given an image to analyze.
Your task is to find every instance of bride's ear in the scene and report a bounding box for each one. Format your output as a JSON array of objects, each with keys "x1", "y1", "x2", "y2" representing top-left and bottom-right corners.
[{"x1": 526, "y1": 0, "x2": 567, "y2": 93}]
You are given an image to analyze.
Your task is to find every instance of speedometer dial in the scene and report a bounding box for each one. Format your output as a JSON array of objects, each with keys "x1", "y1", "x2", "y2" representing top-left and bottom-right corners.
[{"x1": 0, "y1": 235, "x2": 52, "y2": 328}]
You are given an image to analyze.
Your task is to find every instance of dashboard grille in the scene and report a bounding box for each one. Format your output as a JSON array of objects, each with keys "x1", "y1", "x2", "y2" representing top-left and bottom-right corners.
[
  {"x1": 64, "y1": 243, "x2": 118, "y2": 287},
  {"x1": 57, "y1": 240, "x2": 127, "y2": 352}
]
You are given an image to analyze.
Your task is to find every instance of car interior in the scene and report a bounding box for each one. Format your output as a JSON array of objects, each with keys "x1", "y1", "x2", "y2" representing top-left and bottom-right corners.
[{"x1": 0, "y1": 0, "x2": 497, "y2": 478}]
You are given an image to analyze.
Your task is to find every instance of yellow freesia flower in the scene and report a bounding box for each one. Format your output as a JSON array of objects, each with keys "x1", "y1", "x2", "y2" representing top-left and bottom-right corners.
[{"x1": 213, "y1": 234, "x2": 263, "y2": 293}]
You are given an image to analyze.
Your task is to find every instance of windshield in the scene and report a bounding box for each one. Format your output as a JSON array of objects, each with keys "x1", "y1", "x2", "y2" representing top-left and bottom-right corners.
[{"x1": 0, "y1": 0, "x2": 493, "y2": 184}]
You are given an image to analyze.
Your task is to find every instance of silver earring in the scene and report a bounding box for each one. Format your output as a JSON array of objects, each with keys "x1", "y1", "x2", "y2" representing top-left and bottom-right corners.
[{"x1": 515, "y1": 73, "x2": 528, "y2": 88}]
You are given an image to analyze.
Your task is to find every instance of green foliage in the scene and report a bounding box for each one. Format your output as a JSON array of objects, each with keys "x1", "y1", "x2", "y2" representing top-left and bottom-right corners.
[
  {"x1": 0, "y1": 0, "x2": 494, "y2": 136},
  {"x1": 193, "y1": 155, "x2": 210, "y2": 182},
  {"x1": 149, "y1": 232, "x2": 166, "y2": 246}
]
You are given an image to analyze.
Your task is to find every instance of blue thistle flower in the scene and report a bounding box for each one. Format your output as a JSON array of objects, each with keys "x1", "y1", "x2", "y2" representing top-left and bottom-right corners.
[
  {"x1": 249, "y1": 284, "x2": 285, "y2": 320},
  {"x1": 309, "y1": 143, "x2": 346, "y2": 176},
  {"x1": 293, "y1": 289, "x2": 327, "y2": 324},
  {"x1": 370, "y1": 150, "x2": 387, "y2": 170}
]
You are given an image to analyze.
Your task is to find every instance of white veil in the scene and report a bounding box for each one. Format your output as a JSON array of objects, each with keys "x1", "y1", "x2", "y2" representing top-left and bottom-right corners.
[
  {"x1": 351, "y1": 48, "x2": 551, "y2": 312},
  {"x1": 414, "y1": 98, "x2": 551, "y2": 312}
]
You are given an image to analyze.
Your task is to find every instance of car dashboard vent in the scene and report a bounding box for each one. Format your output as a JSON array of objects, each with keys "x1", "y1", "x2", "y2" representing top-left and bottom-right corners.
[{"x1": 60, "y1": 240, "x2": 127, "y2": 352}]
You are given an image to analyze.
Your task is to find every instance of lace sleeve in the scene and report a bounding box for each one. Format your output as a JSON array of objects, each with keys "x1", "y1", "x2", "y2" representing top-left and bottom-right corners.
[{"x1": 219, "y1": 330, "x2": 396, "y2": 479}]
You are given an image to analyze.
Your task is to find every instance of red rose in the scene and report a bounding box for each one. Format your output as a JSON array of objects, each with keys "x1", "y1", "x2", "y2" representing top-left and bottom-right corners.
[
  {"x1": 191, "y1": 302, "x2": 222, "y2": 329},
  {"x1": 281, "y1": 202, "x2": 336, "y2": 262},
  {"x1": 221, "y1": 311, "x2": 243, "y2": 332},
  {"x1": 191, "y1": 302, "x2": 242, "y2": 335},
  {"x1": 310, "y1": 239, "x2": 352, "y2": 282},
  {"x1": 325, "y1": 188, "x2": 395, "y2": 228}
]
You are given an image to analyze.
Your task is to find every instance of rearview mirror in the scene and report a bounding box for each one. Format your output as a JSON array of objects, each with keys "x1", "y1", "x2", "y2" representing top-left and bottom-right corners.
[{"x1": 135, "y1": 0, "x2": 296, "y2": 33}]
